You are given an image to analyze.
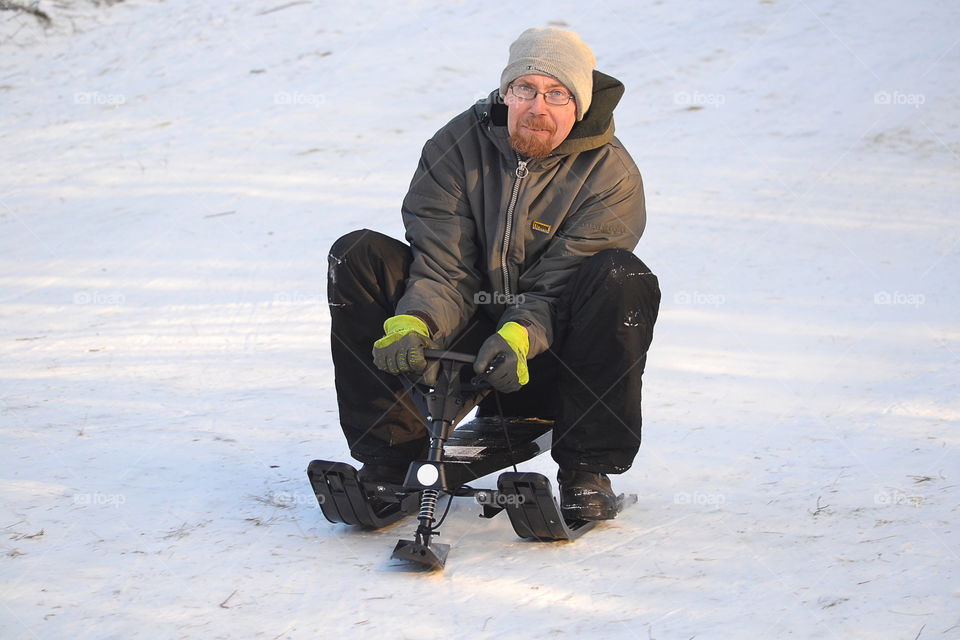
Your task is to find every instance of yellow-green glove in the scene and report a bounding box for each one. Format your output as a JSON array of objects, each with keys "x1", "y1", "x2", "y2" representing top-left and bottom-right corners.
[
  {"x1": 473, "y1": 321, "x2": 529, "y2": 393},
  {"x1": 372, "y1": 315, "x2": 434, "y2": 377}
]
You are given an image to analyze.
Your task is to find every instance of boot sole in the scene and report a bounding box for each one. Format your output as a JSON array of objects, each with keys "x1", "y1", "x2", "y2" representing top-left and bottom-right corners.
[{"x1": 560, "y1": 503, "x2": 619, "y2": 521}]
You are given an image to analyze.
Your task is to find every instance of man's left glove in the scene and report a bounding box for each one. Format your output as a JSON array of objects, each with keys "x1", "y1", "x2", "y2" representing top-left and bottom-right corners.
[
  {"x1": 474, "y1": 321, "x2": 530, "y2": 393},
  {"x1": 372, "y1": 315, "x2": 437, "y2": 383}
]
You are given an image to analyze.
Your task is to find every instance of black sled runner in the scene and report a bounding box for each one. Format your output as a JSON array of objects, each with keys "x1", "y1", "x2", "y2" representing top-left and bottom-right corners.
[{"x1": 307, "y1": 350, "x2": 636, "y2": 570}]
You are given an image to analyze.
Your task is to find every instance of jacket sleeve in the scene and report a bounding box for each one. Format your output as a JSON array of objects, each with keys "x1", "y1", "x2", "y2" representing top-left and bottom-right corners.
[
  {"x1": 394, "y1": 138, "x2": 483, "y2": 344},
  {"x1": 499, "y1": 169, "x2": 646, "y2": 358}
]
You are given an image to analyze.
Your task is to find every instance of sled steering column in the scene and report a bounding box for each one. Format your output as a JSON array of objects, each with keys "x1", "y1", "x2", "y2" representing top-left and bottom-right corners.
[{"x1": 390, "y1": 350, "x2": 484, "y2": 570}]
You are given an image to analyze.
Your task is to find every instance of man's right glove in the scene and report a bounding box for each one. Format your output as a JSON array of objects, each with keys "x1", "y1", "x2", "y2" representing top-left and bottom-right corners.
[
  {"x1": 372, "y1": 315, "x2": 435, "y2": 382},
  {"x1": 473, "y1": 321, "x2": 530, "y2": 393}
]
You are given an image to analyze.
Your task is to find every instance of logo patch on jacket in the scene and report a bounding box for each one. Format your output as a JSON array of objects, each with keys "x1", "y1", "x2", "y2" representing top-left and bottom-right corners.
[{"x1": 531, "y1": 221, "x2": 552, "y2": 234}]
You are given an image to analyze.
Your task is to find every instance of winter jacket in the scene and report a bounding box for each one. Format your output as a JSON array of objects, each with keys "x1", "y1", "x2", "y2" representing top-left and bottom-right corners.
[{"x1": 395, "y1": 70, "x2": 646, "y2": 359}]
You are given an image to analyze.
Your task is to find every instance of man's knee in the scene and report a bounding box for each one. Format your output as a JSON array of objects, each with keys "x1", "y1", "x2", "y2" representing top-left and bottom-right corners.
[
  {"x1": 556, "y1": 248, "x2": 661, "y2": 335},
  {"x1": 328, "y1": 229, "x2": 412, "y2": 308},
  {"x1": 572, "y1": 249, "x2": 659, "y2": 298},
  {"x1": 330, "y1": 229, "x2": 395, "y2": 261},
  {"x1": 579, "y1": 248, "x2": 653, "y2": 280},
  {"x1": 328, "y1": 229, "x2": 410, "y2": 282}
]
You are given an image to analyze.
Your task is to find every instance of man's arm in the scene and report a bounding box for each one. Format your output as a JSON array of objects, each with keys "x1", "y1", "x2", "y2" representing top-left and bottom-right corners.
[
  {"x1": 395, "y1": 138, "x2": 483, "y2": 344},
  {"x1": 500, "y1": 168, "x2": 646, "y2": 358}
]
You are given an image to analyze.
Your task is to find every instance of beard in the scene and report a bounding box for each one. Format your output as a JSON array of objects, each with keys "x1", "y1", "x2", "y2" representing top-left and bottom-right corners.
[{"x1": 508, "y1": 116, "x2": 557, "y2": 158}]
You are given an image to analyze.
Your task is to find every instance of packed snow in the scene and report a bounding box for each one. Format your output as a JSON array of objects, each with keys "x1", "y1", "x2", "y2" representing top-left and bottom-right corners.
[{"x1": 1, "y1": 1, "x2": 958, "y2": 638}]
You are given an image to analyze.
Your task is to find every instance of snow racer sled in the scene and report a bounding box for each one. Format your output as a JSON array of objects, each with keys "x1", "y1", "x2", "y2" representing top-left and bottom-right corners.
[{"x1": 307, "y1": 349, "x2": 636, "y2": 571}]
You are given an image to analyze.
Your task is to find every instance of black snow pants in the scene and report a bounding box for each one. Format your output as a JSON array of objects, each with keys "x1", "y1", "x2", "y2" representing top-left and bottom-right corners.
[{"x1": 327, "y1": 229, "x2": 661, "y2": 474}]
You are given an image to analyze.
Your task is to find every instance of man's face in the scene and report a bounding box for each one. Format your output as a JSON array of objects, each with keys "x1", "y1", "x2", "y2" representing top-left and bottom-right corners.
[{"x1": 505, "y1": 74, "x2": 577, "y2": 159}]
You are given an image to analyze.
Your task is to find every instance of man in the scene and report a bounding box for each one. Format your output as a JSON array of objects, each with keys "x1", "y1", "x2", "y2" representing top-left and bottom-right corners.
[{"x1": 328, "y1": 27, "x2": 660, "y2": 520}]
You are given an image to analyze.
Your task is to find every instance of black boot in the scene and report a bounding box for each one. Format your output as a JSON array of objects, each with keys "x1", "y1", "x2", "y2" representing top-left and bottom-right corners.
[
  {"x1": 557, "y1": 468, "x2": 618, "y2": 521},
  {"x1": 356, "y1": 462, "x2": 411, "y2": 516}
]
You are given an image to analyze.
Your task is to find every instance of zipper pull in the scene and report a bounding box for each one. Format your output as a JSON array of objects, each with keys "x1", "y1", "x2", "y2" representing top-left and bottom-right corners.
[{"x1": 516, "y1": 159, "x2": 528, "y2": 179}]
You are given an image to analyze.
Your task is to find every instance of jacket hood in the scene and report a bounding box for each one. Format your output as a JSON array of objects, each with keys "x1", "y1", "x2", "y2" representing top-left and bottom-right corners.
[
  {"x1": 554, "y1": 70, "x2": 624, "y2": 154},
  {"x1": 478, "y1": 70, "x2": 624, "y2": 158}
]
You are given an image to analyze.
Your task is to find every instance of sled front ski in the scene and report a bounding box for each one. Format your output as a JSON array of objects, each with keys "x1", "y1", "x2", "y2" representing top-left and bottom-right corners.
[
  {"x1": 391, "y1": 538, "x2": 451, "y2": 571},
  {"x1": 497, "y1": 472, "x2": 637, "y2": 541},
  {"x1": 306, "y1": 460, "x2": 419, "y2": 529}
]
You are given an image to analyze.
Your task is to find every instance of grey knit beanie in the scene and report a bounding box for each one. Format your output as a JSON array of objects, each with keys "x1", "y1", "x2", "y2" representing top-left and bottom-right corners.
[{"x1": 499, "y1": 27, "x2": 596, "y2": 121}]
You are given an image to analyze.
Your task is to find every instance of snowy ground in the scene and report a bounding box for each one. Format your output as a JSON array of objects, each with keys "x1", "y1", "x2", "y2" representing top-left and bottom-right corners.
[{"x1": 1, "y1": 1, "x2": 958, "y2": 638}]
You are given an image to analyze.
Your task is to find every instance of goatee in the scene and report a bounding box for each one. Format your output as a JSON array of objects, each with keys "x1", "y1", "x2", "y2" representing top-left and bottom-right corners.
[{"x1": 509, "y1": 117, "x2": 556, "y2": 158}]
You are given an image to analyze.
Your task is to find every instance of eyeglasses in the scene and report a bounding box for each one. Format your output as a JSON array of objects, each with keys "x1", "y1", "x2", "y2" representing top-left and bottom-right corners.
[{"x1": 507, "y1": 84, "x2": 575, "y2": 106}]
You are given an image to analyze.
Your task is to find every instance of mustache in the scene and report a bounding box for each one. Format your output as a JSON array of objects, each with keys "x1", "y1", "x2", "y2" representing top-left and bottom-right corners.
[{"x1": 520, "y1": 116, "x2": 556, "y2": 134}]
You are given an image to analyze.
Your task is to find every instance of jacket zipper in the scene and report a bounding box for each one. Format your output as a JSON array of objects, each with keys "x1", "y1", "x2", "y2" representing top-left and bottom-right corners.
[{"x1": 501, "y1": 154, "x2": 528, "y2": 298}]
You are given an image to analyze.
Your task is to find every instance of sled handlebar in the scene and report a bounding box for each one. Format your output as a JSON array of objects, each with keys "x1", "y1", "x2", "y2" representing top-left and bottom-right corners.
[
  {"x1": 422, "y1": 349, "x2": 506, "y2": 380},
  {"x1": 422, "y1": 349, "x2": 476, "y2": 365}
]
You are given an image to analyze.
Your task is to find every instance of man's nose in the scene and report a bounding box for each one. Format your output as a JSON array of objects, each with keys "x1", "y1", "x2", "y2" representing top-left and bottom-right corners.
[{"x1": 528, "y1": 92, "x2": 548, "y2": 113}]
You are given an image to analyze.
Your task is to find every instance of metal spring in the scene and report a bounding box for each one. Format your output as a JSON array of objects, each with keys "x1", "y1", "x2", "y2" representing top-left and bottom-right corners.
[{"x1": 418, "y1": 489, "x2": 440, "y2": 522}]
